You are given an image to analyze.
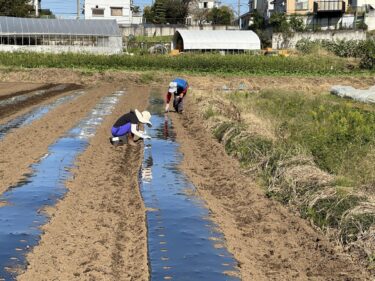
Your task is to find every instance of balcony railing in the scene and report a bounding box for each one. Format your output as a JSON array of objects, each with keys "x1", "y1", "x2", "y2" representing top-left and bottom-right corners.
[{"x1": 314, "y1": 0, "x2": 345, "y2": 12}]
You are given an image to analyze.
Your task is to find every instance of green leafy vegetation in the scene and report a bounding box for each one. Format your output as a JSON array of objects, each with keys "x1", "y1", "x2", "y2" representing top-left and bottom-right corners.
[
  {"x1": 198, "y1": 89, "x2": 375, "y2": 267},
  {"x1": 296, "y1": 39, "x2": 375, "y2": 69},
  {"x1": 0, "y1": 52, "x2": 369, "y2": 76},
  {"x1": 0, "y1": 0, "x2": 33, "y2": 17}
]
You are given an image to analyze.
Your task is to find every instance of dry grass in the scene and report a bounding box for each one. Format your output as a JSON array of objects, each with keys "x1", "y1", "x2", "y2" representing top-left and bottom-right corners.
[{"x1": 191, "y1": 86, "x2": 375, "y2": 272}]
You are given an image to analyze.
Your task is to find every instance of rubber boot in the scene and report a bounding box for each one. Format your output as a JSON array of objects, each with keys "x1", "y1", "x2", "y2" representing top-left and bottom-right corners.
[{"x1": 128, "y1": 134, "x2": 137, "y2": 146}]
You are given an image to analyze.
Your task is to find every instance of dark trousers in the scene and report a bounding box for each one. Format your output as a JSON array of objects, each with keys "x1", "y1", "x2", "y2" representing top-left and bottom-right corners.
[{"x1": 173, "y1": 96, "x2": 183, "y2": 113}]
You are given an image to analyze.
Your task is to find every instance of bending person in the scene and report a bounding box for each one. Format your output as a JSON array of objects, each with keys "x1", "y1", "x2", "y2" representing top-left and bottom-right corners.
[
  {"x1": 110, "y1": 109, "x2": 152, "y2": 146},
  {"x1": 165, "y1": 78, "x2": 189, "y2": 113}
]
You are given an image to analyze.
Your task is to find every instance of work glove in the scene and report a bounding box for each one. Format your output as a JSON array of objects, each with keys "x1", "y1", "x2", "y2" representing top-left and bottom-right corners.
[
  {"x1": 165, "y1": 103, "x2": 170, "y2": 113},
  {"x1": 142, "y1": 134, "x2": 151, "y2": 140}
]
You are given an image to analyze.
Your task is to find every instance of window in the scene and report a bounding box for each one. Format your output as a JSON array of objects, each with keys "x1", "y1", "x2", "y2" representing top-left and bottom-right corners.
[
  {"x1": 203, "y1": 2, "x2": 208, "y2": 8},
  {"x1": 295, "y1": 0, "x2": 308, "y2": 9},
  {"x1": 111, "y1": 7, "x2": 123, "y2": 16},
  {"x1": 92, "y1": 8, "x2": 104, "y2": 16}
]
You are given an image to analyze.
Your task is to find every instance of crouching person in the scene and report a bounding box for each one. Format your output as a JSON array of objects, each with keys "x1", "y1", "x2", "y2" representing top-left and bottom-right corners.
[
  {"x1": 110, "y1": 109, "x2": 152, "y2": 146},
  {"x1": 165, "y1": 78, "x2": 189, "y2": 113}
]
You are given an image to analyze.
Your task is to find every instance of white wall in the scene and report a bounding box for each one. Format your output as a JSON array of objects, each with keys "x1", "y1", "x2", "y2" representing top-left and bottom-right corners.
[
  {"x1": 272, "y1": 30, "x2": 367, "y2": 49},
  {"x1": 120, "y1": 24, "x2": 239, "y2": 37},
  {"x1": 85, "y1": 0, "x2": 137, "y2": 25},
  {"x1": 352, "y1": 0, "x2": 375, "y2": 7},
  {"x1": 197, "y1": 0, "x2": 216, "y2": 9}
]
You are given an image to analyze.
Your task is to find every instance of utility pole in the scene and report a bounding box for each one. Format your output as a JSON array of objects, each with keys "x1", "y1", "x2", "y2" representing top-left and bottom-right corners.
[
  {"x1": 238, "y1": 0, "x2": 241, "y2": 28},
  {"x1": 77, "y1": 0, "x2": 80, "y2": 19},
  {"x1": 35, "y1": 0, "x2": 39, "y2": 17}
]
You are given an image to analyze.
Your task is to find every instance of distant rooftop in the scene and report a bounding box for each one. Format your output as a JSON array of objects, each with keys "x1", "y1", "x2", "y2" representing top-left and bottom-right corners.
[{"x1": 0, "y1": 16, "x2": 121, "y2": 36}]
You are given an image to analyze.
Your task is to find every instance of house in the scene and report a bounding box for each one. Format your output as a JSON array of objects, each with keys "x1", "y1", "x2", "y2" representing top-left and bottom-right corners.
[
  {"x1": 29, "y1": 0, "x2": 41, "y2": 16},
  {"x1": 249, "y1": 0, "x2": 346, "y2": 18},
  {"x1": 243, "y1": 0, "x2": 354, "y2": 30},
  {"x1": 351, "y1": 0, "x2": 375, "y2": 12},
  {"x1": 186, "y1": 0, "x2": 219, "y2": 25},
  {"x1": 84, "y1": 0, "x2": 142, "y2": 25}
]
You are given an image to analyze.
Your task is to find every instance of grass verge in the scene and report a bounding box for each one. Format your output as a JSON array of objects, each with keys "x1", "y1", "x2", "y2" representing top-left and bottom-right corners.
[{"x1": 197, "y1": 88, "x2": 375, "y2": 271}]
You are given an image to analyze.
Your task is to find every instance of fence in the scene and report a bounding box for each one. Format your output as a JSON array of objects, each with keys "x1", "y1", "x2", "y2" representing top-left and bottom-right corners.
[
  {"x1": 120, "y1": 24, "x2": 239, "y2": 37},
  {"x1": 272, "y1": 30, "x2": 367, "y2": 49}
]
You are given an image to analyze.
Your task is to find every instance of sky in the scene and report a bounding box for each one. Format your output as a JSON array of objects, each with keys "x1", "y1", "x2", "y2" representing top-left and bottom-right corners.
[{"x1": 41, "y1": 0, "x2": 249, "y2": 19}]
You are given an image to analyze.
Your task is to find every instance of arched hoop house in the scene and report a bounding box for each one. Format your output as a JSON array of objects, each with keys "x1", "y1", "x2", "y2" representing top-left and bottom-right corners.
[{"x1": 172, "y1": 30, "x2": 261, "y2": 53}]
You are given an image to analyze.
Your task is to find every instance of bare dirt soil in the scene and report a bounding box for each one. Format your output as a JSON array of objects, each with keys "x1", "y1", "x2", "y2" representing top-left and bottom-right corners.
[
  {"x1": 0, "y1": 83, "x2": 82, "y2": 119},
  {"x1": 18, "y1": 85, "x2": 149, "y2": 281},
  {"x1": 0, "y1": 69, "x2": 373, "y2": 281}
]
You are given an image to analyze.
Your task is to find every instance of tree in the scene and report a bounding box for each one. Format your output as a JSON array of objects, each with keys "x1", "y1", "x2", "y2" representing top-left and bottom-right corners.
[
  {"x1": 269, "y1": 12, "x2": 290, "y2": 33},
  {"x1": 143, "y1": 0, "x2": 190, "y2": 24},
  {"x1": 0, "y1": 0, "x2": 33, "y2": 17},
  {"x1": 207, "y1": 6, "x2": 233, "y2": 25},
  {"x1": 289, "y1": 15, "x2": 305, "y2": 32},
  {"x1": 131, "y1": 5, "x2": 141, "y2": 15},
  {"x1": 249, "y1": 10, "x2": 265, "y2": 30},
  {"x1": 164, "y1": 0, "x2": 190, "y2": 24},
  {"x1": 153, "y1": 0, "x2": 167, "y2": 24},
  {"x1": 143, "y1": 6, "x2": 155, "y2": 23}
]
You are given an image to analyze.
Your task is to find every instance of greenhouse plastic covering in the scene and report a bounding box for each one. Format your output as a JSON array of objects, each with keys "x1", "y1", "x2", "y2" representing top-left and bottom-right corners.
[
  {"x1": 0, "y1": 16, "x2": 121, "y2": 37},
  {"x1": 173, "y1": 30, "x2": 261, "y2": 50},
  {"x1": 331, "y1": 85, "x2": 375, "y2": 103}
]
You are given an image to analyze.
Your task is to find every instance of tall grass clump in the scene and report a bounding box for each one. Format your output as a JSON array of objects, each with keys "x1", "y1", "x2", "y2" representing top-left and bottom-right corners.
[
  {"x1": 196, "y1": 90, "x2": 375, "y2": 270},
  {"x1": 0, "y1": 52, "x2": 365, "y2": 76}
]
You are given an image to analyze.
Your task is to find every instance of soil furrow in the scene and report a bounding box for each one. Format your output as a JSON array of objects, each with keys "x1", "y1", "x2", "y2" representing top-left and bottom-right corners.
[
  {"x1": 0, "y1": 83, "x2": 83, "y2": 119},
  {"x1": 0, "y1": 83, "x2": 55, "y2": 101},
  {"x1": 17, "y1": 85, "x2": 149, "y2": 281},
  {"x1": 0, "y1": 83, "x2": 117, "y2": 196},
  {"x1": 0, "y1": 82, "x2": 47, "y2": 97}
]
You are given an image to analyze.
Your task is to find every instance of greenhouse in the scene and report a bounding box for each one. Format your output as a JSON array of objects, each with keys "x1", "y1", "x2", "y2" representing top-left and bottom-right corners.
[
  {"x1": 0, "y1": 16, "x2": 123, "y2": 54},
  {"x1": 172, "y1": 30, "x2": 261, "y2": 53}
]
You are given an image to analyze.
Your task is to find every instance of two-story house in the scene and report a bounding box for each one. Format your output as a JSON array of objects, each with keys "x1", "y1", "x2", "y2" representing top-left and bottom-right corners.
[
  {"x1": 249, "y1": 0, "x2": 346, "y2": 17},
  {"x1": 84, "y1": 0, "x2": 142, "y2": 25},
  {"x1": 186, "y1": 0, "x2": 219, "y2": 25}
]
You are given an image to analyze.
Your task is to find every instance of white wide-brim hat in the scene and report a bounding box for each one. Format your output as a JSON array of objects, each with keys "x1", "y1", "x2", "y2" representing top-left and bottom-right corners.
[
  {"x1": 168, "y1": 81, "x2": 178, "y2": 93},
  {"x1": 135, "y1": 109, "x2": 152, "y2": 127}
]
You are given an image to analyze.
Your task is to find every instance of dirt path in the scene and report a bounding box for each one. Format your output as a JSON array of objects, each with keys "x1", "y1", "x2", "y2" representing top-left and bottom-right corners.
[
  {"x1": 17, "y1": 85, "x2": 149, "y2": 281},
  {"x1": 0, "y1": 83, "x2": 117, "y2": 196},
  {"x1": 170, "y1": 97, "x2": 372, "y2": 281}
]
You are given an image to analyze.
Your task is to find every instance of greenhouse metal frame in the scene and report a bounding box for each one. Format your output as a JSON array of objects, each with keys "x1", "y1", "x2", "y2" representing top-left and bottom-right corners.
[{"x1": 0, "y1": 16, "x2": 123, "y2": 54}]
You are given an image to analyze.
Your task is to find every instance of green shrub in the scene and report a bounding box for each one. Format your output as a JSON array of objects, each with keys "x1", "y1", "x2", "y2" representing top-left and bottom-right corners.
[
  {"x1": 0, "y1": 51, "x2": 358, "y2": 76},
  {"x1": 295, "y1": 38, "x2": 375, "y2": 69}
]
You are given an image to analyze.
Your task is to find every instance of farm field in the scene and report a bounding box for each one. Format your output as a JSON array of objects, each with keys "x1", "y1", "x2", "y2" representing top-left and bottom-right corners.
[{"x1": 0, "y1": 68, "x2": 374, "y2": 280}]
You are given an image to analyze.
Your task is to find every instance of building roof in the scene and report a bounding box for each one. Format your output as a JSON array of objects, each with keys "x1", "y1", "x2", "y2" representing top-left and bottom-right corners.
[
  {"x1": 0, "y1": 16, "x2": 121, "y2": 36},
  {"x1": 173, "y1": 30, "x2": 261, "y2": 50}
]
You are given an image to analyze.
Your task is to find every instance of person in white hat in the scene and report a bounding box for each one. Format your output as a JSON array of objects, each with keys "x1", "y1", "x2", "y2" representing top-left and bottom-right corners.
[
  {"x1": 110, "y1": 109, "x2": 152, "y2": 146},
  {"x1": 165, "y1": 78, "x2": 189, "y2": 113}
]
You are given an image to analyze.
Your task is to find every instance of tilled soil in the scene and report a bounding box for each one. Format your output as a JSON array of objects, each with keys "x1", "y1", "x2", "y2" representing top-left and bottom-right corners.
[
  {"x1": 0, "y1": 82, "x2": 47, "y2": 97},
  {"x1": 0, "y1": 83, "x2": 82, "y2": 119},
  {"x1": 0, "y1": 69, "x2": 373, "y2": 281},
  {"x1": 0, "y1": 83, "x2": 117, "y2": 195},
  {"x1": 18, "y1": 85, "x2": 149, "y2": 281},
  {"x1": 170, "y1": 98, "x2": 372, "y2": 281}
]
